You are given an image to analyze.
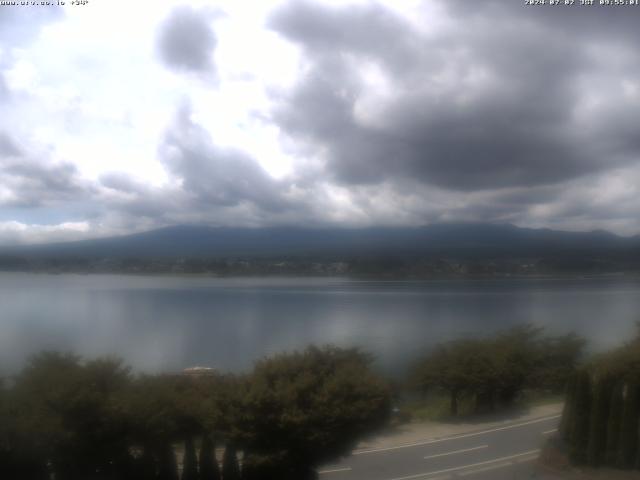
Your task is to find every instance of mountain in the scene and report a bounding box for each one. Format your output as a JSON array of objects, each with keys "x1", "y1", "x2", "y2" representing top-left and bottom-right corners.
[{"x1": 1, "y1": 223, "x2": 639, "y2": 260}]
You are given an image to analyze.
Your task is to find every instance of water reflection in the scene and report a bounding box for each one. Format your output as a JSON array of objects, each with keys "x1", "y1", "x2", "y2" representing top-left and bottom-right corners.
[{"x1": 0, "y1": 273, "x2": 638, "y2": 376}]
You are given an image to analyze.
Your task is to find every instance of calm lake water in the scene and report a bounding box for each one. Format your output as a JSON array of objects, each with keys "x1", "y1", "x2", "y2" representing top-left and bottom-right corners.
[{"x1": 0, "y1": 273, "x2": 638, "y2": 376}]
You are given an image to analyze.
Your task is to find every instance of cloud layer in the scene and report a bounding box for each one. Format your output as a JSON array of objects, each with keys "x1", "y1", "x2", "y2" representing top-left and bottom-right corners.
[
  {"x1": 269, "y1": 1, "x2": 640, "y2": 190},
  {"x1": 1, "y1": 0, "x2": 640, "y2": 244}
]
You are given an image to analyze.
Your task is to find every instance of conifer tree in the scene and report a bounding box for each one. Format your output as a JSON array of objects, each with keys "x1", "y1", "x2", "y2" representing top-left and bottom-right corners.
[
  {"x1": 157, "y1": 443, "x2": 179, "y2": 480},
  {"x1": 182, "y1": 436, "x2": 198, "y2": 480},
  {"x1": 199, "y1": 434, "x2": 220, "y2": 480},
  {"x1": 569, "y1": 370, "x2": 591, "y2": 464},
  {"x1": 617, "y1": 381, "x2": 640, "y2": 469},
  {"x1": 586, "y1": 376, "x2": 611, "y2": 467},
  {"x1": 222, "y1": 444, "x2": 241, "y2": 480},
  {"x1": 560, "y1": 374, "x2": 577, "y2": 441},
  {"x1": 606, "y1": 382, "x2": 624, "y2": 466}
]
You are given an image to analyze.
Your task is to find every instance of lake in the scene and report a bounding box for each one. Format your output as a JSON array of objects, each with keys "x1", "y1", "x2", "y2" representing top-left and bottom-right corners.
[{"x1": 0, "y1": 273, "x2": 638, "y2": 376}]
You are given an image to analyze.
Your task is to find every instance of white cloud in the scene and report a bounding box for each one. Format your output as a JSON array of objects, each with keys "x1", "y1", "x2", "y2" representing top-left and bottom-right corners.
[
  {"x1": 0, "y1": 220, "x2": 91, "y2": 245},
  {"x1": 0, "y1": 0, "x2": 640, "y2": 244}
]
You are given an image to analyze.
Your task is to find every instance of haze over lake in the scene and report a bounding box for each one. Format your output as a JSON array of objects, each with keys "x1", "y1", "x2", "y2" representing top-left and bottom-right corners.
[{"x1": 1, "y1": 273, "x2": 638, "y2": 376}]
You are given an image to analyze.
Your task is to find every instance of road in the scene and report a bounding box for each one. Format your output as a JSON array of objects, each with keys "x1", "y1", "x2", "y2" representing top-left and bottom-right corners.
[{"x1": 318, "y1": 414, "x2": 561, "y2": 480}]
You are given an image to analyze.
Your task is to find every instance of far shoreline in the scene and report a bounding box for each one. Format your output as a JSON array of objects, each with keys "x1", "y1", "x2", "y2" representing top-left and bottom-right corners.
[{"x1": 1, "y1": 269, "x2": 640, "y2": 281}]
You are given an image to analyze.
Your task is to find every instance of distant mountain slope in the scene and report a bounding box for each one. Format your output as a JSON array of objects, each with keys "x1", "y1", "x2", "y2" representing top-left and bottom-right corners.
[{"x1": 1, "y1": 223, "x2": 639, "y2": 259}]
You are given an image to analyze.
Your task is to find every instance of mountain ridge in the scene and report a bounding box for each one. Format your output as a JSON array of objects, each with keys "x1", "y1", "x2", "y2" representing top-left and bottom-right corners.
[{"x1": 1, "y1": 223, "x2": 639, "y2": 260}]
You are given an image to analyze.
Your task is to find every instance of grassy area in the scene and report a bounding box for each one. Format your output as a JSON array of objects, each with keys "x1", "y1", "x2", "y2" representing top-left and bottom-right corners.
[
  {"x1": 397, "y1": 392, "x2": 475, "y2": 422},
  {"x1": 395, "y1": 390, "x2": 564, "y2": 423}
]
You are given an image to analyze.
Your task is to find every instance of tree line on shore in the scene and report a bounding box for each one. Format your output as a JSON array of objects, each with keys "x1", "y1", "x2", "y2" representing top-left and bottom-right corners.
[{"x1": 559, "y1": 325, "x2": 640, "y2": 471}]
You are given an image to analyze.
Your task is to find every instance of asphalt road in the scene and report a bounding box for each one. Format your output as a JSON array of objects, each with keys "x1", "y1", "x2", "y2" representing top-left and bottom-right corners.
[{"x1": 318, "y1": 414, "x2": 561, "y2": 480}]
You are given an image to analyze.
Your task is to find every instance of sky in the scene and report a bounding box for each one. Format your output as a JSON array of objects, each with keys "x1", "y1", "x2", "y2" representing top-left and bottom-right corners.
[{"x1": 1, "y1": 0, "x2": 640, "y2": 244}]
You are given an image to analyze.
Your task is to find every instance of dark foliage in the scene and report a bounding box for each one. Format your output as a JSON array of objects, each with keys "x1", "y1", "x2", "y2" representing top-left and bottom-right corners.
[
  {"x1": 199, "y1": 434, "x2": 220, "y2": 480},
  {"x1": 412, "y1": 326, "x2": 585, "y2": 417},
  {"x1": 234, "y1": 346, "x2": 391, "y2": 479},
  {"x1": 222, "y1": 445, "x2": 241, "y2": 480},
  {"x1": 560, "y1": 327, "x2": 640, "y2": 470},
  {"x1": 182, "y1": 436, "x2": 198, "y2": 480}
]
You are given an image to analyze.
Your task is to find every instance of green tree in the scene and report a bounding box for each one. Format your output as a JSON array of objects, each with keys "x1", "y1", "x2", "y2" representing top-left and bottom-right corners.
[
  {"x1": 568, "y1": 370, "x2": 591, "y2": 465},
  {"x1": 560, "y1": 328, "x2": 640, "y2": 470},
  {"x1": 534, "y1": 333, "x2": 585, "y2": 393},
  {"x1": 492, "y1": 325, "x2": 542, "y2": 405},
  {"x1": 586, "y1": 375, "x2": 613, "y2": 467},
  {"x1": 199, "y1": 434, "x2": 220, "y2": 480},
  {"x1": 182, "y1": 436, "x2": 198, "y2": 480},
  {"x1": 11, "y1": 352, "x2": 133, "y2": 480},
  {"x1": 123, "y1": 372, "x2": 218, "y2": 478},
  {"x1": 157, "y1": 441, "x2": 179, "y2": 480},
  {"x1": 605, "y1": 382, "x2": 624, "y2": 465},
  {"x1": 559, "y1": 374, "x2": 576, "y2": 442},
  {"x1": 412, "y1": 339, "x2": 489, "y2": 416},
  {"x1": 0, "y1": 378, "x2": 49, "y2": 480},
  {"x1": 236, "y1": 346, "x2": 391, "y2": 479},
  {"x1": 617, "y1": 381, "x2": 640, "y2": 469},
  {"x1": 222, "y1": 444, "x2": 241, "y2": 480}
]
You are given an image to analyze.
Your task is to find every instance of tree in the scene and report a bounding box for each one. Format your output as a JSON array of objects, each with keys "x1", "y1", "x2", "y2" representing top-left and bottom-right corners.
[
  {"x1": 568, "y1": 370, "x2": 591, "y2": 465},
  {"x1": 11, "y1": 352, "x2": 133, "y2": 480},
  {"x1": 122, "y1": 372, "x2": 219, "y2": 478},
  {"x1": 157, "y1": 441, "x2": 179, "y2": 480},
  {"x1": 412, "y1": 339, "x2": 491, "y2": 416},
  {"x1": 414, "y1": 326, "x2": 585, "y2": 419},
  {"x1": 236, "y1": 346, "x2": 391, "y2": 479},
  {"x1": 493, "y1": 325, "x2": 543, "y2": 405},
  {"x1": 182, "y1": 436, "x2": 198, "y2": 480},
  {"x1": 0, "y1": 378, "x2": 49, "y2": 480},
  {"x1": 559, "y1": 326, "x2": 640, "y2": 471},
  {"x1": 559, "y1": 374, "x2": 576, "y2": 442},
  {"x1": 586, "y1": 375, "x2": 613, "y2": 467},
  {"x1": 199, "y1": 434, "x2": 220, "y2": 480},
  {"x1": 222, "y1": 444, "x2": 241, "y2": 480},
  {"x1": 617, "y1": 381, "x2": 640, "y2": 469},
  {"x1": 534, "y1": 333, "x2": 586, "y2": 393},
  {"x1": 605, "y1": 382, "x2": 624, "y2": 465}
]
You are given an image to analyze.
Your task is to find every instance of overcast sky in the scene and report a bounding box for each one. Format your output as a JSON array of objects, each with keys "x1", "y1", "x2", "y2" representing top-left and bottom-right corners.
[{"x1": 1, "y1": 0, "x2": 640, "y2": 244}]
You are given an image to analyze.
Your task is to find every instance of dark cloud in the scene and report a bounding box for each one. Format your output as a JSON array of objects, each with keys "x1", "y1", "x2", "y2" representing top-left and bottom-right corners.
[
  {"x1": 99, "y1": 172, "x2": 177, "y2": 221},
  {"x1": 444, "y1": 0, "x2": 640, "y2": 40},
  {"x1": 0, "y1": 132, "x2": 88, "y2": 208},
  {"x1": 1, "y1": 161, "x2": 88, "y2": 208},
  {"x1": 268, "y1": 1, "x2": 421, "y2": 73},
  {"x1": 159, "y1": 105, "x2": 296, "y2": 214},
  {"x1": 268, "y1": 0, "x2": 640, "y2": 195},
  {"x1": 156, "y1": 6, "x2": 218, "y2": 75}
]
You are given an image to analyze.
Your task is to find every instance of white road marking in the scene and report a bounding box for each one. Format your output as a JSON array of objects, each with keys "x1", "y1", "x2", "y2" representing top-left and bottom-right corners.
[
  {"x1": 458, "y1": 461, "x2": 512, "y2": 476},
  {"x1": 318, "y1": 467, "x2": 352, "y2": 475},
  {"x1": 353, "y1": 415, "x2": 560, "y2": 455},
  {"x1": 459, "y1": 453, "x2": 538, "y2": 476},
  {"x1": 542, "y1": 428, "x2": 557, "y2": 435},
  {"x1": 423, "y1": 445, "x2": 488, "y2": 460},
  {"x1": 385, "y1": 450, "x2": 540, "y2": 480}
]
